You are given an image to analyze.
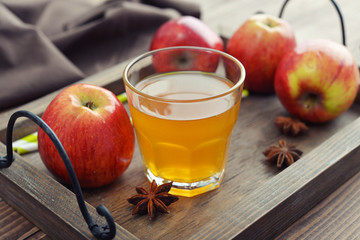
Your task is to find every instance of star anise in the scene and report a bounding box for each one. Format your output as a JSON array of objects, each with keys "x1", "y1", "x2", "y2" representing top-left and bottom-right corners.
[
  {"x1": 263, "y1": 139, "x2": 303, "y2": 168},
  {"x1": 275, "y1": 116, "x2": 308, "y2": 136},
  {"x1": 127, "y1": 180, "x2": 179, "y2": 221}
]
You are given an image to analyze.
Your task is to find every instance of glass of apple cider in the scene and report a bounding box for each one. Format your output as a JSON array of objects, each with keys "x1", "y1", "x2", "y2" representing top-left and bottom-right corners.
[{"x1": 123, "y1": 46, "x2": 245, "y2": 197}]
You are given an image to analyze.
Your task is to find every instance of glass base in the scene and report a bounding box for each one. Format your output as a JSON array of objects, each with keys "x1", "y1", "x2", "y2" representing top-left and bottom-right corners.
[{"x1": 145, "y1": 168, "x2": 225, "y2": 197}]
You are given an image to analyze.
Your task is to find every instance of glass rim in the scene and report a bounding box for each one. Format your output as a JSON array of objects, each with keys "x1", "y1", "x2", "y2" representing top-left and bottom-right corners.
[{"x1": 123, "y1": 46, "x2": 246, "y2": 103}]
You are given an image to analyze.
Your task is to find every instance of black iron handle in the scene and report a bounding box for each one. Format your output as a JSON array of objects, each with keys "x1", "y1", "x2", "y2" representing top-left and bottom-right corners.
[
  {"x1": 278, "y1": 0, "x2": 346, "y2": 46},
  {"x1": 0, "y1": 110, "x2": 116, "y2": 240},
  {"x1": 278, "y1": 0, "x2": 360, "y2": 71}
]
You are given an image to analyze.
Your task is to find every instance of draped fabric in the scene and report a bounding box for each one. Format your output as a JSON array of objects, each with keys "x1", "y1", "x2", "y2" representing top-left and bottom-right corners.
[{"x1": 0, "y1": 0, "x2": 200, "y2": 109}]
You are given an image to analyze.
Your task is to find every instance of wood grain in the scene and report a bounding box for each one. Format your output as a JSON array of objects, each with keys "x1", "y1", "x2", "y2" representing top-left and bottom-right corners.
[
  {"x1": 2, "y1": 95, "x2": 359, "y2": 240},
  {"x1": 0, "y1": 200, "x2": 40, "y2": 240},
  {"x1": 0, "y1": 198, "x2": 52, "y2": 239},
  {"x1": 79, "y1": 98, "x2": 360, "y2": 240},
  {"x1": 0, "y1": 144, "x2": 138, "y2": 240},
  {"x1": 276, "y1": 170, "x2": 360, "y2": 240},
  {"x1": 0, "y1": 0, "x2": 360, "y2": 239},
  {"x1": 190, "y1": 117, "x2": 360, "y2": 240}
]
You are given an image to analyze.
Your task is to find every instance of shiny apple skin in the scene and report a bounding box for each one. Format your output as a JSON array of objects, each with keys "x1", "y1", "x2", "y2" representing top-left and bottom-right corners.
[
  {"x1": 274, "y1": 39, "x2": 359, "y2": 123},
  {"x1": 227, "y1": 14, "x2": 296, "y2": 93},
  {"x1": 150, "y1": 16, "x2": 224, "y2": 72},
  {"x1": 38, "y1": 84, "x2": 135, "y2": 188},
  {"x1": 150, "y1": 16, "x2": 223, "y2": 51}
]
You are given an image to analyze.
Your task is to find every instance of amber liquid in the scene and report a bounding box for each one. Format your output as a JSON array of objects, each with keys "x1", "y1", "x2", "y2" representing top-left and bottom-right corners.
[{"x1": 129, "y1": 72, "x2": 240, "y2": 196}]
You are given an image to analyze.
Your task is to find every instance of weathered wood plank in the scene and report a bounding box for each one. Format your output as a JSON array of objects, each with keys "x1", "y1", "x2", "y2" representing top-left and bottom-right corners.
[
  {"x1": 25, "y1": 230, "x2": 52, "y2": 240},
  {"x1": 276, "y1": 170, "x2": 360, "y2": 240},
  {"x1": 0, "y1": 0, "x2": 360, "y2": 239},
  {"x1": 6, "y1": 113, "x2": 360, "y2": 240},
  {"x1": 189, "y1": 117, "x2": 360, "y2": 240},
  {"x1": 0, "y1": 143, "x2": 138, "y2": 240},
  {"x1": 10, "y1": 94, "x2": 359, "y2": 240},
  {"x1": 0, "y1": 200, "x2": 38, "y2": 240}
]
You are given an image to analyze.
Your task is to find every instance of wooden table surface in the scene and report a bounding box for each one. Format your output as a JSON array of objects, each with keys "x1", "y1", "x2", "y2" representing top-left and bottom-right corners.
[{"x1": 1, "y1": 0, "x2": 360, "y2": 239}]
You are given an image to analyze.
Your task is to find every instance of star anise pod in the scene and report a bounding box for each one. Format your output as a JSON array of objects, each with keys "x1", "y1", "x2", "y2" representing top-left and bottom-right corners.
[
  {"x1": 263, "y1": 139, "x2": 303, "y2": 168},
  {"x1": 127, "y1": 180, "x2": 179, "y2": 221},
  {"x1": 275, "y1": 116, "x2": 308, "y2": 137}
]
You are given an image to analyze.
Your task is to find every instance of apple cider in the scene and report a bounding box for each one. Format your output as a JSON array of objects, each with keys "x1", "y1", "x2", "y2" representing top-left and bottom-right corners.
[
  {"x1": 128, "y1": 72, "x2": 241, "y2": 196},
  {"x1": 124, "y1": 47, "x2": 245, "y2": 197}
]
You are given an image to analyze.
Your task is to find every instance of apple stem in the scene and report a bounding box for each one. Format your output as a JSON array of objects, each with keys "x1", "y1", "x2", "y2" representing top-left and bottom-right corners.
[
  {"x1": 85, "y1": 101, "x2": 94, "y2": 110},
  {"x1": 265, "y1": 20, "x2": 273, "y2": 27},
  {"x1": 264, "y1": 18, "x2": 278, "y2": 28},
  {"x1": 304, "y1": 93, "x2": 318, "y2": 110}
]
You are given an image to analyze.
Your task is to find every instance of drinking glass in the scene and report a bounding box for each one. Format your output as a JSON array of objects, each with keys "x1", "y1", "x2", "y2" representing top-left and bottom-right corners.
[{"x1": 123, "y1": 46, "x2": 245, "y2": 197}]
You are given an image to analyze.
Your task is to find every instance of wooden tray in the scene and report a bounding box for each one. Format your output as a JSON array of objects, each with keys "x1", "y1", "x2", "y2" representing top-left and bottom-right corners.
[
  {"x1": 1, "y1": 57, "x2": 360, "y2": 239},
  {"x1": 1, "y1": 1, "x2": 360, "y2": 238}
]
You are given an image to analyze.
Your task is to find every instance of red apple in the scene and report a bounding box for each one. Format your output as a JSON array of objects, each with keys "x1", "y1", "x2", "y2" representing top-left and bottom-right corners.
[
  {"x1": 38, "y1": 84, "x2": 135, "y2": 188},
  {"x1": 150, "y1": 16, "x2": 224, "y2": 72},
  {"x1": 226, "y1": 13, "x2": 296, "y2": 94},
  {"x1": 274, "y1": 39, "x2": 359, "y2": 123}
]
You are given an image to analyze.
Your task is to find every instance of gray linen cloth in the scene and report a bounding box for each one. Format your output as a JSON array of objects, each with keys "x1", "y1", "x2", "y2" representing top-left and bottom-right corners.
[{"x1": 0, "y1": 0, "x2": 200, "y2": 110}]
